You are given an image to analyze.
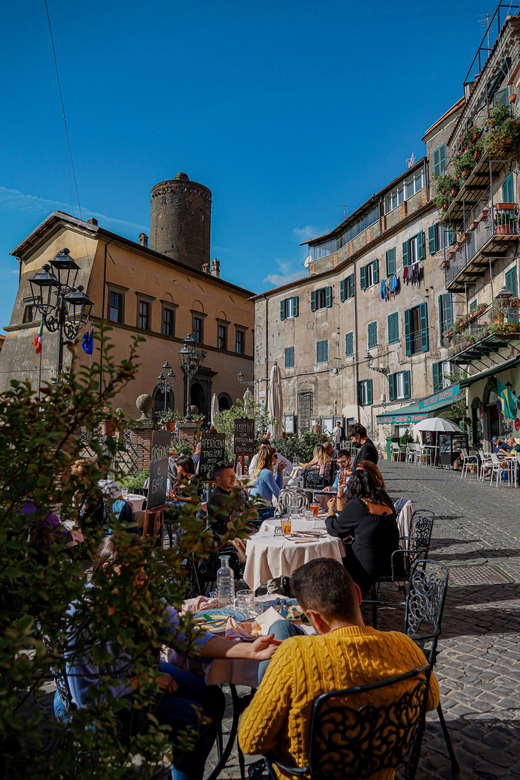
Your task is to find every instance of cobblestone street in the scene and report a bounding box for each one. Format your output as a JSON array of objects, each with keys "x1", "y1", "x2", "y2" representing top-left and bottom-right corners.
[{"x1": 212, "y1": 461, "x2": 520, "y2": 779}]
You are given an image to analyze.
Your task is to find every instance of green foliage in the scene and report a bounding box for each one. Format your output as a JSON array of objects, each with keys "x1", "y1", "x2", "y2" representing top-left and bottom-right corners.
[
  {"x1": 0, "y1": 323, "x2": 252, "y2": 779},
  {"x1": 120, "y1": 469, "x2": 149, "y2": 491},
  {"x1": 399, "y1": 429, "x2": 414, "y2": 448},
  {"x1": 273, "y1": 429, "x2": 331, "y2": 463},
  {"x1": 212, "y1": 398, "x2": 277, "y2": 459},
  {"x1": 175, "y1": 441, "x2": 193, "y2": 456}
]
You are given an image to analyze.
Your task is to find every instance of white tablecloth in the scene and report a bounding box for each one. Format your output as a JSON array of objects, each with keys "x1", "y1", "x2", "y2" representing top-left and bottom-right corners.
[
  {"x1": 124, "y1": 493, "x2": 146, "y2": 511},
  {"x1": 243, "y1": 516, "x2": 345, "y2": 592}
]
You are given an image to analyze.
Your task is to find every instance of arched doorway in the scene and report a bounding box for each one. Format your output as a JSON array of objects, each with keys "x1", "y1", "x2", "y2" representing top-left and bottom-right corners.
[
  {"x1": 471, "y1": 397, "x2": 482, "y2": 447},
  {"x1": 483, "y1": 380, "x2": 500, "y2": 444},
  {"x1": 218, "y1": 392, "x2": 232, "y2": 411},
  {"x1": 190, "y1": 382, "x2": 207, "y2": 418},
  {"x1": 152, "y1": 387, "x2": 174, "y2": 422}
]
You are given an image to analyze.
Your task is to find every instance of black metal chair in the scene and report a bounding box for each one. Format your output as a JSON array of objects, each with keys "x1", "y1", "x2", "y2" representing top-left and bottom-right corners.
[
  {"x1": 405, "y1": 559, "x2": 459, "y2": 774},
  {"x1": 366, "y1": 509, "x2": 435, "y2": 628},
  {"x1": 263, "y1": 665, "x2": 432, "y2": 780}
]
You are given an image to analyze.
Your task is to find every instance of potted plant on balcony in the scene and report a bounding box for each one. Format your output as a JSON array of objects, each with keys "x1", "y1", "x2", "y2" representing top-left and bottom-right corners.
[
  {"x1": 159, "y1": 409, "x2": 182, "y2": 431},
  {"x1": 469, "y1": 220, "x2": 479, "y2": 231},
  {"x1": 489, "y1": 321, "x2": 518, "y2": 336},
  {"x1": 484, "y1": 110, "x2": 520, "y2": 159},
  {"x1": 494, "y1": 210, "x2": 517, "y2": 234},
  {"x1": 100, "y1": 405, "x2": 124, "y2": 437},
  {"x1": 440, "y1": 258, "x2": 449, "y2": 270},
  {"x1": 478, "y1": 206, "x2": 490, "y2": 221},
  {"x1": 459, "y1": 232, "x2": 470, "y2": 243}
]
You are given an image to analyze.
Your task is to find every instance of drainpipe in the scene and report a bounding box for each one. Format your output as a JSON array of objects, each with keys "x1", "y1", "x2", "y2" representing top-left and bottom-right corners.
[
  {"x1": 353, "y1": 263, "x2": 360, "y2": 420},
  {"x1": 99, "y1": 239, "x2": 114, "y2": 395}
]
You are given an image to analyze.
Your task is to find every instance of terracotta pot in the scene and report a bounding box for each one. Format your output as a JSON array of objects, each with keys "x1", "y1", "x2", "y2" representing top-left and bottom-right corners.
[
  {"x1": 448, "y1": 251, "x2": 456, "y2": 260},
  {"x1": 469, "y1": 221, "x2": 479, "y2": 231},
  {"x1": 478, "y1": 208, "x2": 489, "y2": 220},
  {"x1": 101, "y1": 420, "x2": 117, "y2": 437},
  {"x1": 442, "y1": 200, "x2": 449, "y2": 210},
  {"x1": 440, "y1": 260, "x2": 449, "y2": 270},
  {"x1": 509, "y1": 93, "x2": 516, "y2": 104},
  {"x1": 473, "y1": 150, "x2": 481, "y2": 162},
  {"x1": 471, "y1": 131, "x2": 479, "y2": 142},
  {"x1": 449, "y1": 186, "x2": 459, "y2": 198},
  {"x1": 497, "y1": 224, "x2": 512, "y2": 235},
  {"x1": 460, "y1": 232, "x2": 470, "y2": 243},
  {"x1": 166, "y1": 421, "x2": 177, "y2": 431},
  {"x1": 498, "y1": 203, "x2": 515, "y2": 210},
  {"x1": 461, "y1": 166, "x2": 472, "y2": 179}
]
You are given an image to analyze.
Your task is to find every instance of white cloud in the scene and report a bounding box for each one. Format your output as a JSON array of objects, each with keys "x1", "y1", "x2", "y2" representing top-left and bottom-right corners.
[
  {"x1": 0, "y1": 186, "x2": 147, "y2": 234},
  {"x1": 292, "y1": 225, "x2": 318, "y2": 242},
  {"x1": 263, "y1": 259, "x2": 305, "y2": 288}
]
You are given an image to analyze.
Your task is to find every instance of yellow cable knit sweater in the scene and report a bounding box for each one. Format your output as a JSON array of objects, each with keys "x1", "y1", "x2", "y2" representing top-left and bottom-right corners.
[{"x1": 238, "y1": 626, "x2": 440, "y2": 780}]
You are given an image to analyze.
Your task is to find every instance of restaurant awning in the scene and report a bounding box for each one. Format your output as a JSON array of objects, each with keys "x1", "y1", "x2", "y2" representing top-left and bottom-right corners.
[
  {"x1": 376, "y1": 403, "x2": 428, "y2": 425},
  {"x1": 418, "y1": 384, "x2": 461, "y2": 412}
]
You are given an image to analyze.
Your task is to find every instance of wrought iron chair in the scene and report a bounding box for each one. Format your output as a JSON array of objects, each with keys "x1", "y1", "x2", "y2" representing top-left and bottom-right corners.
[
  {"x1": 263, "y1": 665, "x2": 432, "y2": 780},
  {"x1": 405, "y1": 559, "x2": 460, "y2": 774},
  {"x1": 365, "y1": 509, "x2": 435, "y2": 628},
  {"x1": 275, "y1": 488, "x2": 311, "y2": 517}
]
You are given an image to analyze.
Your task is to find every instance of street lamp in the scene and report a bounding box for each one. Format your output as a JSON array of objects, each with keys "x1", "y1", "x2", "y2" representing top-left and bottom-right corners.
[
  {"x1": 237, "y1": 371, "x2": 255, "y2": 386},
  {"x1": 364, "y1": 353, "x2": 390, "y2": 377},
  {"x1": 29, "y1": 248, "x2": 94, "y2": 374},
  {"x1": 156, "y1": 361, "x2": 176, "y2": 414},
  {"x1": 178, "y1": 333, "x2": 205, "y2": 421}
]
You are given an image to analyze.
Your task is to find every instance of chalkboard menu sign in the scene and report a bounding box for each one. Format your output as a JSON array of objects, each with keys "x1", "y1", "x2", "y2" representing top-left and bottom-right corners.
[
  {"x1": 148, "y1": 429, "x2": 170, "y2": 509},
  {"x1": 234, "y1": 418, "x2": 256, "y2": 455},
  {"x1": 199, "y1": 433, "x2": 227, "y2": 482}
]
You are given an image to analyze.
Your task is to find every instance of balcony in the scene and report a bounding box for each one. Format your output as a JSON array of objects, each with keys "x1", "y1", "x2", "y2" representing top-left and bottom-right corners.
[
  {"x1": 444, "y1": 204, "x2": 519, "y2": 292},
  {"x1": 444, "y1": 302, "x2": 520, "y2": 365},
  {"x1": 442, "y1": 149, "x2": 509, "y2": 225}
]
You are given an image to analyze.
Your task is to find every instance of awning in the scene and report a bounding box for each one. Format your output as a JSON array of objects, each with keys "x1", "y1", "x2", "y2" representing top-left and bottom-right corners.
[
  {"x1": 418, "y1": 384, "x2": 461, "y2": 412},
  {"x1": 376, "y1": 403, "x2": 428, "y2": 425},
  {"x1": 460, "y1": 356, "x2": 520, "y2": 388}
]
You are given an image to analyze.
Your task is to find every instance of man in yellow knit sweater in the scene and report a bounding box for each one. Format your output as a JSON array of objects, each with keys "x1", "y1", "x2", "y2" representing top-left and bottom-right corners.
[{"x1": 239, "y1": 558, "x2": 440, "y2": 779}]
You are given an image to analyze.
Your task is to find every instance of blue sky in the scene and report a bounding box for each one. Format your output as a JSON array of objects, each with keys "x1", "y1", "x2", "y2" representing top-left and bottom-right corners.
[{"x1": 1, "y1": 0, "x2": 489, "y2": 331}]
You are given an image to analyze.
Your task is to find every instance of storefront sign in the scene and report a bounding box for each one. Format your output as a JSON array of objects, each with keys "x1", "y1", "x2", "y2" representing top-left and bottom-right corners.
[
  {"x1": 199, "y1": 433, "x2": 227, "y2": 482},
  {"x1": 148, "y1": 430, "x2": 170, "y2": 509},
  {"x1": 419, "y1": 384, "x2": 460, "y2": 410},
  {"x1": 234, "y1": 418, "x2": 256, "y2": 455},
  {"x1": 376, "y1": 413, "x2": 428, "y2": 426}
]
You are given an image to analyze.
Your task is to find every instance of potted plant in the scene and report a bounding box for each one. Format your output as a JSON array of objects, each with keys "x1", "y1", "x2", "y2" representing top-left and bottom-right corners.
[
  {"x1": 159, "y1": 409, "x2": 181, "y2": 431},
  {"x1": 459, "y1": 232, "x2": 470, "y2": 243},
  {"x1": 498, "y1": 202, "x2": 515, "y2": 210},
  {"x1": 484, "y1": 108, "x2": 520, "y2": 159},
  {"x1": 101, "y1": 405, "x2": 124, "y2": 436},
  {"x1": 478, "y1": 207, "x2": 489, "y2": 221},
  {"x1": 440, "y1": 259, "x2": 449, "y2": 270},
  {"x1": 494, "y1": 210, "x2": 517, "y2": 234},
  {"x1": 468, "y1": 220, "x2": 479, "y2": 231}
]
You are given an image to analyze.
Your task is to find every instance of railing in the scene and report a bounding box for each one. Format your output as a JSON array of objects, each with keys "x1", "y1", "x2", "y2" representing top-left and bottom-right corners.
[
  {"x1": 444, "y1": 203, "x2": 519, "y2": 287},
  {"x1": 444, "y1": 304, "x2": 520, "y2": 358}
]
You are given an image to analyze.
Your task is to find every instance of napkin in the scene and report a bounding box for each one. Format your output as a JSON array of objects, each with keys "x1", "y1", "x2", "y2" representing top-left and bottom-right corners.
[
  {"x1": 181, "y1": 595, "x2": 218, "y2": 615},
  {"x1": 225, "y1": 617, "x2": 257, "y2": 640}
]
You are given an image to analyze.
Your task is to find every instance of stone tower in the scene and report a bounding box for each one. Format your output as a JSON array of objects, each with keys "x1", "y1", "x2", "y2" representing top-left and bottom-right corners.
[{"x1": 150, "y1": 172, "x2": 212, "y2": 271}]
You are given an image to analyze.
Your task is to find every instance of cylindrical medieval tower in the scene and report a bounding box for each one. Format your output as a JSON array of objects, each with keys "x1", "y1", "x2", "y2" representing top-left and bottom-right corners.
[{"x1": 150, "y1": 172, "x2": 212, "y2": 271}]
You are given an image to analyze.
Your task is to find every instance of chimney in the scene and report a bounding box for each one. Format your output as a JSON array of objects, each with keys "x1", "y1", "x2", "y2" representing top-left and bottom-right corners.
[
  {"x1": 139, "y1": 233, "x2": 149, "y2": 248},
  {"x1": 210, "y1": 258, "x2": 220, "y2": 278},
  {"x1": 87, "y1": 217, "x2": 98, "y2": 226},
  {"x1": 201, "y1": 262, "x2": 209, "y2": 273}
]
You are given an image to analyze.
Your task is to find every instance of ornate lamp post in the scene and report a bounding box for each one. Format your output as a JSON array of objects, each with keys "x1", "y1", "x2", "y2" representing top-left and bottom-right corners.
[
  {"x1": 156, "y1": 361, "x2": 176, "y2": 414},
  {"x1": 237, "y1": 371, "x2": 255, "y2": 387},
  {"x1": 29, "y1": 248, "x2": 93, "y2": 374},
  {"x1": 178, "y1": 334, "x2": 205, "y2": 421}
]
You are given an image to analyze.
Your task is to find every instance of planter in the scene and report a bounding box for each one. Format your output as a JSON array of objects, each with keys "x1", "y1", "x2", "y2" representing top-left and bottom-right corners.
[
  {"x1": 469, "y1": 221, "x2": 478, "y2": 231},
  {"x1": 460, "y1": 232, "x2": 470, "y2": 243},
  {"x1": 441, "y1": 200, "x2": 449, "y2": 211},
  {"x1": 447, "y1": 250, "x2": 456, "y2": 260},
  {"x1": 440, "y1": 260, "x2": 449, "y2": 270},
  {"x1": 101, "y1": 419, "x2": 117, "y2": 437},
  {"x1": 497, "y1": 203, "x2": 515, "y2": 210},
  {"x1": 460, "y1": 166, "x2": 472, "y2": 179},
  {"x1": 478, "y1": 207, "x2": 489, "y2": 220},
  {"x1": 472, "y1": 149, "x2": 481, "y2": 162},
  {"x1": 471, "y1": 131, "x2": 480, "y2": 142},
  {"x1": 449, "y1": 186, "x2": 459, "y2": 198},
  {"x1": 509, "y1": 93, "x2": 516, "y2": 104},
  {"x1": 166, "y1": 421, "x2": 177, "y2": 431},
  {"x1": 496, "y1": 224, "x2": 512, "y2": 235}
]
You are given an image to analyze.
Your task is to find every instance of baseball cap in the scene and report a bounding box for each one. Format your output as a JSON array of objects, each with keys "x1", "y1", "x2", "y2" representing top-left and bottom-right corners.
[{"x1": 492, "y1": 435, "x2": 499, "y2": 442}]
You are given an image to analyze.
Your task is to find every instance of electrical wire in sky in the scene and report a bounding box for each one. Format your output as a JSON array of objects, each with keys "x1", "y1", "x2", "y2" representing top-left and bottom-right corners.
[{"x1": 44, "y1": 0, "x2": 82, "y2": 219}]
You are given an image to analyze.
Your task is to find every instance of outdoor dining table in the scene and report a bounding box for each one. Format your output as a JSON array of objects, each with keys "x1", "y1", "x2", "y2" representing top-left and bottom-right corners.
[
  {"x1": 123, "y1": 492, "x2": 147, "y2": 512},
  {"x1": 243, "y1": 515, "x2": 345, "y2": 592}
]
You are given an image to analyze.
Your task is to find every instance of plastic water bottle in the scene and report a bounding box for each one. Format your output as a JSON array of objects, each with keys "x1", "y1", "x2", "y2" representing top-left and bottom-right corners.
[{"x1": 217, "y1": 555, "x2": 235, "y2": 607}]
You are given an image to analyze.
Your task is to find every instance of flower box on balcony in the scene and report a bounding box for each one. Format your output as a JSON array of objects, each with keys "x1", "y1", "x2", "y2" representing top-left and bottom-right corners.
[
  {"x1": 469, "y1": 221, "x2": 479, "y2": 231},
  {"x1": 449, "y1": 186, "x2": 459, "y2": 198},
  {"x1": 478, "y1": 208, "x2": 489, "y2": 221},
  {"x1": 459, "y1": 232, "x2": 470, "y2": 244},
  {"x1": 453, "y1": 243, "x2": 461, "y2": 253},
  {"x1": 496, "y1": 223, "x2": 513, "y2": 235},
  {"x1": 447, "y1": 250, "x2": 456, "y2": 260},
  {"x1": 497, "y1": 203, "x2": 515, "y2": 210},
  {"x1": 440, "y1": 259, "x2": 449, "y2": 270}
]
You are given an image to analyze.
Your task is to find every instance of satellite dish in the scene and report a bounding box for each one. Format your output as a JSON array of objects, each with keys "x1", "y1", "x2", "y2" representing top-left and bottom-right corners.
[{"x1": 304, "y1": 255, "x2": 312, "y2": 268}]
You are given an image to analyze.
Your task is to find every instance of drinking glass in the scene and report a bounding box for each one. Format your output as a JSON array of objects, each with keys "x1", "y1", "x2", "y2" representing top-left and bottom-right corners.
[
  {"x1": 281, "y1": 518, "x2": 292, "y2": 534},
  {"x1": 310, "y1": 503, "x2": 320, "y2": 517}
]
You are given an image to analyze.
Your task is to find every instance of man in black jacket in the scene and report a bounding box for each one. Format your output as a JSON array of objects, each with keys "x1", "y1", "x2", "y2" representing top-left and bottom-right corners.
[{"x1": 348, "y1": 423, "x2": 379, "y2": 472}]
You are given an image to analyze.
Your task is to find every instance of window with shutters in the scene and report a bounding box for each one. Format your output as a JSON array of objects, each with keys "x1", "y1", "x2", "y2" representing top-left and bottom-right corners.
[
  {"x1": 285, "y1": 346, "x2": 295, "y2": 368},
  {"x1": 402, "y1": 232, "x2": 425, "y2": 267},
  {"x1": 345, "y1": 331, "x2": 354, "y2": 357},
  {"x1": 388, "y1": 312, "x2": 399, "y2": 344},
  {"x1": 23, "y1": 303, "x2": 37, "y2": 323},
  {"x1": 340, "y1": 274, "x2": 354, "y2": 301},
  {"x1": 360, "y1": 259, "x2": 378, "y2": 290},
  {"x1": 469, "y1": 299, "x2": 477, "y2": 312},
  {"x1": 438, "y1": 293, "x2": 453, "y2": 344},
  {"x1": 298, "y1": 391, "x2": 313, "y2": 430},
  {"x1": 432, "y1": 361, "x2": 452, "y2": 393},
  {"x1": 503, "y1": 173, "x2": 514, "y2": 204},
  {"x1": 428, "y1": 223, "x2": 454, "y2": 255},
  {"x1": 357, "y1": 379, "x2": 373, "y2": 406},
  {"x1": 389, "y1": 371, "x2": 411, "y2": 401},
  {"x1": 280, "y1": 296, "x2": 299, "y2": 320},
  {"x1": 385, "y1": 248, "x2": 396, "y2": 277},
  {"x1": 494, "y1": 87, "x2": 509, "y2": 107},
  {"x1": 311, "y1": 287, "x2": 332, "y2": 311},
  {"x1": 162, "y1": 306, "x2": 175, "y2": 337},
  {"x1": 505, "y1": 266, "x2": 518, "y2": 297},
  {"x1": 367, "y1": 321, "x2": 377, "y2": 348},
  {"x1": 316, "y1": 340, "x2": 328, "y2": 363},
  {"x1": 433, "y1": 143, "x2": 447, "y2": 177},
  {"x1": 404, "y1": 303, "x2": 429, "y2": 355}
]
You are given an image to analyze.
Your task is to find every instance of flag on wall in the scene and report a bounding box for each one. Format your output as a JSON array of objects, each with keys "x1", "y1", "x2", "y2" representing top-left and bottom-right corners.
[
  {"x1": 496, "y1": 378, "x2": 519, "y2": 420},
  {"x1": 32, "y1": 321, "x2": 43, "y2": 354},
  {"x1": 82, "y1": 328, "x2": 94, "y2": 355}
]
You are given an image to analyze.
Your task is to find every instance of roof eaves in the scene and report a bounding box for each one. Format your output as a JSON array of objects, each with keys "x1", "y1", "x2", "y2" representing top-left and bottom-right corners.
[{"x1": 421, "y1": 97, "x2": 465, "y2": 140}]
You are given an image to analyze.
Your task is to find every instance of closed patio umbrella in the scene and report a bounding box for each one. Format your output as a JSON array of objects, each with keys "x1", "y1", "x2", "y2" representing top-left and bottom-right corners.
[
  {"x1": 412, "y1": 417, "x2": 462, "y2": 433},
  {"x1": 210, "y1": 393, "x2": 219, "y2": 425},
  {"x1": 243, "y1": 387, "x2": 252, "y2": 414},
  {"x1": 268, "y1": 362, "x2": 283, "y2": 438}
]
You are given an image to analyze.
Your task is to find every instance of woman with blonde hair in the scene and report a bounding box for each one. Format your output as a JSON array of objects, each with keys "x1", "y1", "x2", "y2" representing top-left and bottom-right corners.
[
  {"x1": 248, "y1": 446, "x2": 284, "y2": 519},
  {"x1": 300, "y1": 444, "x2": 331, "y2": 475}
]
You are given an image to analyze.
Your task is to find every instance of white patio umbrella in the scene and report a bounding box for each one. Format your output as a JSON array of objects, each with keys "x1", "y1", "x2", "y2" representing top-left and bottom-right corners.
[
  {"x1": 243, "y1": 387, "x2": 252, "y2": 414},
  {"x1": 412, "y1": 417, "x2": 462, "y2": 433},
  {"x1": 268, "y1": 362, "x2": 283, "y2": 438},
  {"x1": 210, "y1": 393, "x2": 219, "y2": 425}
]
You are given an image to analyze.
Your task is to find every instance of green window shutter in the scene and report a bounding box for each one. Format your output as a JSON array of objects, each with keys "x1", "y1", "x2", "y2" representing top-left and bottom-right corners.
[
  {"x1": 403, "y1": 371, "x2": 411, "y2": 399},
  {"x1": 385, "y1": 248, "x2": 396, "y2": 276},
  {"x1": 503, "y1": 174, "x2": 514, "y2": 203},
  {"x1": 388, "y1": 373, "x2": 396, "y2": 402},
  {"x1": 367, "y1": 379, "x2": 373, "y2": 405},
  {"x1": 325, "y1": 286, "x2": 332, "y2": 308},
  {"x1": 433, "y1": 147, "x2": 441, "y2": 177},
  {"x1": 440, "y1": 144, "x2": 447, "y2": 172},
  {"x1": 419, "y1": 302, "x2": 429, "y2": 352},
  {"x1": 324, "y1": 340, "x2": 328, "y2": 361},
  {"x1": 348, "y1": 274, "x2": 354, "y2": 298},
  {"x1": 418, "y1": 231, "x2": 425, "y2": 261},
  {"x1": 402, "y1": 240, "x2": 409, "y2": 268},
  {"x1": 433, "y1": 362, "x2": 441, "y2": 393},
  {"x1": 428, "y1": 225, "x2": 437, "y2": 255},
  {"x1": 469, "y1": 300, "x2": 477, "y2": 312},
  {"x1": 448, "y1": 228, "x2": 456, "y2": 245},
  {"x1": 311, "y1": 291, "x2": 317, "y2": 311},
  {"x1": 494, "y1": 87, "x2": 508, "y2": 107},
  {"x1": 360, "y1": 265, "x2": 367, "y2": 290},
  {"x1": 280, "y1": 300, "x2": 286, "y2": 321},
  {"x1": 388, "y1": 312, "x2": 399, "y2": 344},
  {"x1": 316, "y1": 340, "x2": 328, "y2": 363},
  {"x1": 357, "y1": 381, "x2": 363, "y2": 405},
  {"x1": 404, "y1": 308, "x2": 412, "y2": 356},
  {"x1": 293, "y1": 296, "x2": 299, "y2": 317},
  {"x1": 285, "y1": 347, "x2": 294, "y2": 368},
  {"x1": 340, "y1": 279, "x2": 346, "y2": 302},
  {"x1": 345, "y1": 332, "x2": 353, "y2": 356},
  {"x1": 445, "y1": 294, "x2": 453, "y2": 329},
  {"x1": 373, "y1": 258, "x2": 379, "y2": 284},
  {"x1": 438, "y1": 295, "x2": 444, "y2": 344},
  {"x1": 506, "y1": 267, "x2": 518, "y2": 297}
]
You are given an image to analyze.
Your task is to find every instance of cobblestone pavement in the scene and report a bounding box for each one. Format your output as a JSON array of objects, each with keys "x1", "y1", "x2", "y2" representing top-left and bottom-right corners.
[{"x1": 207, "y1": 461, "x2": 520, "y2": 779}]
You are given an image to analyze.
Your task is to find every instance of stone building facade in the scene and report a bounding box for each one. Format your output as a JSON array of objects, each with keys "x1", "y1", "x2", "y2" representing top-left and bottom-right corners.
[{"x1": 0, "y1": 174, "x2": 254, "y2": 420}]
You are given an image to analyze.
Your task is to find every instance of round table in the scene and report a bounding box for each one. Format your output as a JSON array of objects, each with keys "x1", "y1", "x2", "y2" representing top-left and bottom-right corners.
[
  {"x1": 124, "y1": 493, "x2": 146, "y2": 511},
  {"x1": 243, "y1": 515, "x2": 345, "y2": 592}
]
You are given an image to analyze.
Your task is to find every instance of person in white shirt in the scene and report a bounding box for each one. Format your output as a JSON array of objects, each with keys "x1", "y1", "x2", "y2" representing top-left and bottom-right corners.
[{"x1": 248, "y1": 439, "x2": 292, "y2": 475}]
